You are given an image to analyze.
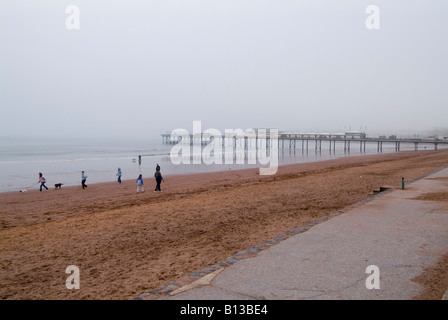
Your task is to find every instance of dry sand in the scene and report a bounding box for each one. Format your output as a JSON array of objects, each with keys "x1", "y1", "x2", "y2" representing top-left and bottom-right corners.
[{"x1": 1, "y1": 150, "x2": 447, "y2": 300}]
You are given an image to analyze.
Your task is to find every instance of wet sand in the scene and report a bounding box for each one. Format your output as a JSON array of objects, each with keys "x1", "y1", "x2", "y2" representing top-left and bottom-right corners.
[{"x1": 1, "y1": 150, "x2": 447, "y2": 299}]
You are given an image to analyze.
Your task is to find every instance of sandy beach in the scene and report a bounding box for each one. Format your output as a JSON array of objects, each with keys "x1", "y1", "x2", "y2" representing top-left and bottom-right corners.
[{"x1": 1, "y1": 150, "x2": 447, "y2": 300}]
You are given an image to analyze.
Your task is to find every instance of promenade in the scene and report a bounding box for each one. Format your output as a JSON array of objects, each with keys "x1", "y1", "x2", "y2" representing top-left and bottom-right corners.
[{"x1": 141, "y1": 167, "x2": 448, "y2": 300}]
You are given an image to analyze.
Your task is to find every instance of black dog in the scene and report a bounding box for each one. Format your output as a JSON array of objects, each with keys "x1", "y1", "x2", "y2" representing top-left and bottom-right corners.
[{"x1": 54, "y1": 183, "x2": 63, "y2": 190}]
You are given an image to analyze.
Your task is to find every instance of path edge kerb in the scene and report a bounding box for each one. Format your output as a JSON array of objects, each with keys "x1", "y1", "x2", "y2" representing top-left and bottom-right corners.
[{"x1": 134, "y1": 165, "x2": 448, "y2": 300}]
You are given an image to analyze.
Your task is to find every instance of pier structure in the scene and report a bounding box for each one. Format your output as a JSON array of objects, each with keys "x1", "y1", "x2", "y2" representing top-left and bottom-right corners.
[
  {"x1": 278, "y1": 132, "x2": 446, "y2": 152},
  {"x1": 161, "y1": 131, "x2": 448, "y2": 152}
]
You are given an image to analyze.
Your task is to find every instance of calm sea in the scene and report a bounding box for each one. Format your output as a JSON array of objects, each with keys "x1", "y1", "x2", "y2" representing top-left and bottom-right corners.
[{"x1": 0, "y1": 135, "x2": 440, "y2": 193}]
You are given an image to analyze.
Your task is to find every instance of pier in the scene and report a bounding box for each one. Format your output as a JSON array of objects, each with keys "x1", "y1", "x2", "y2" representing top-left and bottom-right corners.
[
  {"x1": 161, "y1": 131, "x2": 448, "y2": 152},
  {"x1": 278, "y1": 135, "x2": 445, "y2": 152}
]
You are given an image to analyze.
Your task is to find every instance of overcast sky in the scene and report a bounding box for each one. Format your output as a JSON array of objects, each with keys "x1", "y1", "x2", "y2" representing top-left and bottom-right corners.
[{"x1": 0, "y1": 0, "x2": 447, "y2": 140}]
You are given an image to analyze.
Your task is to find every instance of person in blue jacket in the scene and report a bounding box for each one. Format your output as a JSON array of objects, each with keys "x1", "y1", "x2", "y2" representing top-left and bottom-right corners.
[
  {"x1": 81, "y1": 171, "x2": 88, "y2": 189},
  {"x1": 136, "y1": 174, "x2": 144, "y2": 193}
]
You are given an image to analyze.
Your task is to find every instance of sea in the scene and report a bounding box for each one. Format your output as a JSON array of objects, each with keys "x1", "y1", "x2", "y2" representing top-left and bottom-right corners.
[{"x1": 0, "y1": 135, "x2": 444, "y2": 193}]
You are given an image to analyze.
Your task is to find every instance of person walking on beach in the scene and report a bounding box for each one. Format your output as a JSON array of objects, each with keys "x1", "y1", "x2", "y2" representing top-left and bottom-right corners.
[
  {"x1": 37, "y1": 172, "x2": 48, "y2": 192},
  {"x1": 81, "y1": 171, "x2": 88, "y2": 189},
  {"x1": 116, "y1": 168, "x2": 122, "y2": 184},
  {"x1": 154, "y1": 170, "x2": 164, "y2": 192},
  {"x1": 136, "y1": 174, "x2": 144, "y2": 193}
]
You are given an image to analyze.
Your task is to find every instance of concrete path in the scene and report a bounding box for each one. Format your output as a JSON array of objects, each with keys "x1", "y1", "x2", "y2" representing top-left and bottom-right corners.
[{"x1": 140, "y1": 167, "x2": 448, "y2": 300}]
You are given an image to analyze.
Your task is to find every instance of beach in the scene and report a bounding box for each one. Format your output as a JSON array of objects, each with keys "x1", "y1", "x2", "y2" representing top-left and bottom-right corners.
[{"x1": 1, "y1": 150, "x2": 447, "y2": 300}]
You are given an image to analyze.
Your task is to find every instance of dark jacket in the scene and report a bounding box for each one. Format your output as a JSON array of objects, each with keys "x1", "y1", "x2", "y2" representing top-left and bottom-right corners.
[{"x1": 154, "y1": 171, "x2": 163, "y2": 182}]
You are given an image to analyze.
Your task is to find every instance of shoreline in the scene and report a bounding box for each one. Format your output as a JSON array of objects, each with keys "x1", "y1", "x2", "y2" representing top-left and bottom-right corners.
[
  {"x1": 1, "y1": 149, "x2": 447, "y2": 299},
  {"x1": 3, "y1": 145, "x2": 445, "y2": 194},
  {"x1": 1, "y1": 149, "x2": 441, "y2": 197},
  {"x1": 1, "y1": 150, "x2": 447, "y2": 230}
]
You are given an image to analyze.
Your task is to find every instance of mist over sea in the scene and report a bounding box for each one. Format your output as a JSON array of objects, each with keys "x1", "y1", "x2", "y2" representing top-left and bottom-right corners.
[{"x1": 0, "y1": 135, "x2": 443, "y2": 193}]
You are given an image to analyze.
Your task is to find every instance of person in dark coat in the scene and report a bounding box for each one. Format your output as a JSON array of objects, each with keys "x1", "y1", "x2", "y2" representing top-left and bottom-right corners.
[{"x1": 154, "y1": 170, "x2": 164, "y2": 192}]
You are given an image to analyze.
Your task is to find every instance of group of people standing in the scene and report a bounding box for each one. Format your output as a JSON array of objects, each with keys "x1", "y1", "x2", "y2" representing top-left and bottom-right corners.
[
  {"x1": 37, "y1": 163, "x2": 164, "y2": 194},
  {"x1": 135, "y1": 163, "x2": 164, "y2": 193}
]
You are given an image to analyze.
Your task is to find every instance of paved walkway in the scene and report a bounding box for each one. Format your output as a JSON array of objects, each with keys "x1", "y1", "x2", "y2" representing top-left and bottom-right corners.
[{"x1": 138, "y1": 167, "x2": 448, "y2": 300}]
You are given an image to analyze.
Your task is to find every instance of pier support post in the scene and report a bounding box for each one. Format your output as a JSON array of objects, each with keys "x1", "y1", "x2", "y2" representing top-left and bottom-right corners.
[
  {"x1": 344, "y1": 140, "x2": 350, "y2": 152},
  {"x1": 315, "y1": 140, "x2": 321, "y2": 151},
  {"x1": 377, "y1": 141, "x2": 382, "y2": 152}
]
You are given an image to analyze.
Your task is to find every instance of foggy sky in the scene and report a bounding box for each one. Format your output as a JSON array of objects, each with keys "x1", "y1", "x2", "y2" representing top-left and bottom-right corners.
[{"x1": 1, "y1": 0, "x2": 447, "y2": 140}]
